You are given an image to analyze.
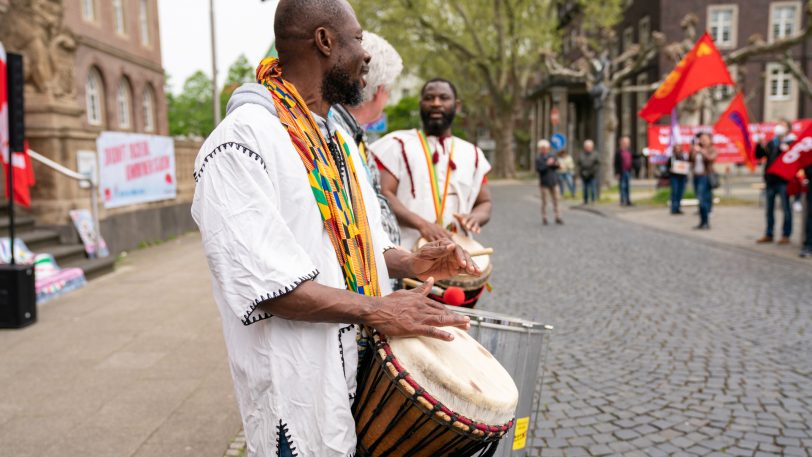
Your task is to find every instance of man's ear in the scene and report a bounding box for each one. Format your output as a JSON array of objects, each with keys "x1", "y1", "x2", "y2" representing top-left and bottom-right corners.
[{"x1": 314, "y1": 26, "x2": 334, "y2": 57}]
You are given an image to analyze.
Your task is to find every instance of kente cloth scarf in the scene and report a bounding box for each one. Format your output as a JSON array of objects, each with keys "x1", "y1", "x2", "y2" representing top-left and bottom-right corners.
[{"x1": 256, "y1": 57, "x2": 380, "y2": 297}]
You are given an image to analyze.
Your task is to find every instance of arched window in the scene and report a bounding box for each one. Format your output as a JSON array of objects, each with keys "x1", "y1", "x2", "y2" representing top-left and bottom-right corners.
[
  {"x1": 143, "y1": 84, "x2": 156, "y2": 132},
  {"x1": 86, "y1": 67, "x2": 104, "y2": 126},
  {"x1": 117, "y1": 78, "x2": 133, "y2": 129}
]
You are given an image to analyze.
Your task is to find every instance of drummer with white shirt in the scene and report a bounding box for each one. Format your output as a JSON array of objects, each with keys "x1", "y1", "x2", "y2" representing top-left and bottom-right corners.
[{"x1": 373, "y1": 78, "x2": 493, "y2": 249}]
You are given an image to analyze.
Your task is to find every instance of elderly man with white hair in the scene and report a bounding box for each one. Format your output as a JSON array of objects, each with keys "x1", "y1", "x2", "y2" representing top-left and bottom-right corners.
[
  {"x1": 330, "y1": 31, "x2": 404, "y2": 249},
  {"x1": 577, "y1": 139, "x2": 601, "y2": 205},
  {"x1": 535, "y1": 139, "x2": 562, "y2": 225}
]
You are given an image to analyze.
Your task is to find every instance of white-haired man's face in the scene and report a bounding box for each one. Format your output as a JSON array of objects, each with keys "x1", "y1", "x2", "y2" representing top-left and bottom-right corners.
[{"x1": 584, "y1": 141, "x2": 594, "y2": 152}]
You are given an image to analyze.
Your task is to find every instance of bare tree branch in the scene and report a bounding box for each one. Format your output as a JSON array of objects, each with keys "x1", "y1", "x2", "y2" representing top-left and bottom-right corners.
[
  {"x1": 726, "y1": 3, "x2": 812, "y2": 65},
  {"x1": 780, "y1": 52, "x2": 812, "y2": 100}
]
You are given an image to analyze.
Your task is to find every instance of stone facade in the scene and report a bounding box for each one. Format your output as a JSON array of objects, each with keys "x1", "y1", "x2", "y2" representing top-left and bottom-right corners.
[{"x1": 0, "y1": 0, "x2": 200, "y2": 254}]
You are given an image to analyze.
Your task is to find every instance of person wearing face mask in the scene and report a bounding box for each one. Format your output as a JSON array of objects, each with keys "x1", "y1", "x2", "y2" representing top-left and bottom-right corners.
[
  {"x1": 756, "y1": 120, "x2": 794, "y2": 244},
  {"x1": 374, "y1": 78, "x2": 493, "y2": 248}
]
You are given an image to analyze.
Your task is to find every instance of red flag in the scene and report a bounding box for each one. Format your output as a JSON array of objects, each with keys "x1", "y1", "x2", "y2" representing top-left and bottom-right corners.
[
  {"x1": 767, "y1": 123, "x2": 812, "y2": 181},
  {"x1": 713, "y1": 93, "x2": 755, "y2": 170},
  {"x1": 4, "y1": 140, "x2": 35, "y2": 207},
  {"x1": 639, "y1": 33, "x2": 735, "y2": 123}
]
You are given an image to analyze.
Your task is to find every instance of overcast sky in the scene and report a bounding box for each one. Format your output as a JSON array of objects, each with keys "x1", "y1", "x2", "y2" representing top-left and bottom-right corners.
[{"x1": 158, "y1": 0, "x2": 278, "y2": 94}]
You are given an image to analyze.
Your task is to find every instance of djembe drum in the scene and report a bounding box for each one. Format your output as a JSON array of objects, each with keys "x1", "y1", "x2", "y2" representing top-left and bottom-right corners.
[
  {"x1": 353, "y1": 327, "x2": 518, "y2": 457},
  {"x1": 413, "y1": 233, "x2": 493, "y2": 307}
]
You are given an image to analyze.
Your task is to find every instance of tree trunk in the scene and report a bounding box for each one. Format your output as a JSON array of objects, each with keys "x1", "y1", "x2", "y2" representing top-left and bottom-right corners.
[
  {"x1": 601, "y1": 95, "x2": 618, "y2": 188},
  {"x1": 491, "y1": 117, "x2": 517, "y2": 178}
]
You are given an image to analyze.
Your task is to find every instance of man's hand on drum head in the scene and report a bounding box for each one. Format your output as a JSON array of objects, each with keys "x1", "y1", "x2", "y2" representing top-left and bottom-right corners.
[
  {"x1": 453, "y1": 213, "x2": 481, "y2": 235},
  {"x1": 417, "y1": 220, "x2": 452, "y2": 242},
  {"x1": 410, "y1": 239, "x2": 480, "y2": 281},
  {"x1": 367, "y1": 278, "x2": 470, "y2": 341}
]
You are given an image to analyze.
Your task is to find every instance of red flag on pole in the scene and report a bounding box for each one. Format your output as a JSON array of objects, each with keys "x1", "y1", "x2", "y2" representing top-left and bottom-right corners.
[
  {"x1": 767, "y1": 123, "x2": 812, "y2": 181},
  {"x1": 4, "y1": 140, "x2": 35, "y2": 208},
  {"x1": 639, "y1": 32, "x2": 735, "y2": 123},
  {"x1": 713, "y1": 92, "x2": 756, "y2": 170}
]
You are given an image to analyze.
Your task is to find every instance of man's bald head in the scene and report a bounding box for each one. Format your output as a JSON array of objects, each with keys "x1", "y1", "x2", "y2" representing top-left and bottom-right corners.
[
  {"x1": 272, "y1": 0, "x2": 370, "y2": 109},
  {"x1": 274, "y1": 0, "x2": 353, "y2": 56}
]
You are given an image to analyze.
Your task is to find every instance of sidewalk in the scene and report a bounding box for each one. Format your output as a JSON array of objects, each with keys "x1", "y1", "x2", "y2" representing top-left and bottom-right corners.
[
  {"x1": 594, "y1": 202, "x2": 809, "y2": 263},
  {"x1": 0, "y1": 233, "x2": 241, "y2": 457}
]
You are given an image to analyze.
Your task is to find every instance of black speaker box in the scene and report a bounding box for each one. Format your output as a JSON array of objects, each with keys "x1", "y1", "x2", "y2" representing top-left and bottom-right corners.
[{"x1": 0, "y1": 264, "x2": 36, "y2": 329}]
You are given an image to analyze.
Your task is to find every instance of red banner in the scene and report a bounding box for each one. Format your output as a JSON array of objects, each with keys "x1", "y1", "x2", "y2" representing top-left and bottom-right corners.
[
  {"x1": 647, "y1": 119, "x2": 812, "y2": 165},
  {"x1": 766, "y1": 123, "x2": 812, "y2": 181},
  {"x1": 639, "y1": 33, "x2": 735, "y2": 123}
]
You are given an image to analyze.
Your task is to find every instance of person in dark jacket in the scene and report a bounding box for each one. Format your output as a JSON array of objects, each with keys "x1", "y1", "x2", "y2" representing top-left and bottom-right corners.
[
  {"x1": 756, "y1": 120, "x2": 793, "y2": 244},
  {"x1": 801, "y1": 166, "x2": 812, "y2": 258},
  {"x1": 614, "y1": 136, "x2": 634, "y2": 206},
  {"x1": 536, "y1": 139, "x2": 563, "y2": 225},
  {"x1": 577, "y1": 139, "x2": 600, "y2": 205}
]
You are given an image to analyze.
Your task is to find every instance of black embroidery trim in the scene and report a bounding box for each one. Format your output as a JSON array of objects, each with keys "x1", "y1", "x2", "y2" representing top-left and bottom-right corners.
[
  {"x1": 276, "y1": 420, "x2": 299, "y2": 457},
  {"x1": 338, "y1": 324, "x2": 355, "y2": 374},
  {"x1": 382, "y1": 245, "x2": 398, "y2": 254},
  {"x1": 242, "y1": 270, "x2": 320, "y2": 326},
  {"x1": 193, "y1": 142, "x2": 267, "y2": 183}
]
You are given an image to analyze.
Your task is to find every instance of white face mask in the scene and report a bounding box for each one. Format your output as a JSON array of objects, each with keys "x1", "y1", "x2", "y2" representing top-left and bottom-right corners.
[{"x1": 774, "y1": 125, "x2": 788, "y2": 137}]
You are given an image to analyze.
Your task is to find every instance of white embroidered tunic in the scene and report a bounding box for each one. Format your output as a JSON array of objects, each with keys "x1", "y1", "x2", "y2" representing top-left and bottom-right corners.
[
  {"x1": 192, "y1": 99, "x2": 393, "y2": 457},
  {"x1": 371, "y1": 130, "x2": 492, "y2": 249}
]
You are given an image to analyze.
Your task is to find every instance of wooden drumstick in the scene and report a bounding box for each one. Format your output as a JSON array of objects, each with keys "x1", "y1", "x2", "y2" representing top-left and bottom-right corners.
[{"x1": 466, "y1": 247, "x2": 494, "y2": 257}]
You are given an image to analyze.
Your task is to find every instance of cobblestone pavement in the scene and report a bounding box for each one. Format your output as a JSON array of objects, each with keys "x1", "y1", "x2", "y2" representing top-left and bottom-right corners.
[{"x1": 475, "y1": 182, "x2": 812, "y2": 457}]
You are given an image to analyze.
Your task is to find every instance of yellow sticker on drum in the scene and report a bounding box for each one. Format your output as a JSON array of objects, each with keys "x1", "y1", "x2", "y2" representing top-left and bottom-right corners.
[{"x1": 512, "y1": 416, "x2": 530, "y2": 450}]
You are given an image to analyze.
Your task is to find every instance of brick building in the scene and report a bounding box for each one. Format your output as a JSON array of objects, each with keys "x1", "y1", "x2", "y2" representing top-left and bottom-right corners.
[
  {"x1": 0, "y1": 0, "x2": 197, "y2": 260},
  {"x1": 529, "y1": 0, "x2": 812, "y2": 162}
]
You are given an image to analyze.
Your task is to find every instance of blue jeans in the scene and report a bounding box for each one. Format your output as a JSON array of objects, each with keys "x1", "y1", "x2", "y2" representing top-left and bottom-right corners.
[
  {"x1": 694, "y1": 175, "x2": 712, "y2": 226},
  {"x1": 765, "y1": 182, "x2": 792, "y2": 238},
  {"x1": 558, "y1": 172, "x2": 575, "y2": 197},
  {"x1": 805, "y1": 188, "x2": 812, "y2": 249},
  {"x1": 582, "y1": 176, "x2": 598, "y2": 204},
  {"x1": 619, "y1": 171, "x2": 631, "y2": 205},
  {"x1": 670, "y1": 174, "x2": 687, "y2": 213}
]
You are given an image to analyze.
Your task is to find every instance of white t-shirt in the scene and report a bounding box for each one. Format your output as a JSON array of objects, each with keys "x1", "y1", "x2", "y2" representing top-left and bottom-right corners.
[
  {"x1": 371, "y1": 130, "x2": 491, "y2": 248},
  {"x1": 192, "y1": 103, "x2": 393, "y2": 457}
]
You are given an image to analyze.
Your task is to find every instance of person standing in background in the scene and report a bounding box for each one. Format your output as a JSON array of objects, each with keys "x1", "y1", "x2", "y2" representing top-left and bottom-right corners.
[
  {"x1": 801, "y1": 166, "x2": 812, "y2": 258},
  {"x1": 557, "y1": 149, "x2": 576, "y2": 198},
  {"x1": 614, "y1": 136, "x2": 634, "y2": 207},
  {"x1": 577, "y1": 139, "x2": 600, "y2": 205},
  {"x1": 668, "y1": 145, "x2": 691, "y2": 215},
  {"x1": 756, "y1": 120, "x2": 794, "y2": 245},
  {"x1": 691, "y1": 133, "x2": 717, "y2": 230},
  {"x1": 536, "y1": 140, "x2": 563, "y2": 225}
]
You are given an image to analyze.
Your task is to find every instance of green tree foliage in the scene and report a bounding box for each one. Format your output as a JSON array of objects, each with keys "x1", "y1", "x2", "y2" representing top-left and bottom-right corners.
[
  {"x1": 168, "y1": 70, "x2": 213, "y2": 137},
  {"x1": 384, "y1": 95, "x2": 420, "y2": 133},
  {"x1": 220, "y1": 54, "x2": 256, "y2": 119},
  {"x1": 351, "y1": 0, "x2": 558, "y2": 177}
]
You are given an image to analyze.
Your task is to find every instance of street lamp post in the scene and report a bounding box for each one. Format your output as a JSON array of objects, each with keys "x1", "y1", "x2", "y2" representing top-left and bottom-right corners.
[{"x1": 210, "y1": 0, "x2": 220, "y2": 126}]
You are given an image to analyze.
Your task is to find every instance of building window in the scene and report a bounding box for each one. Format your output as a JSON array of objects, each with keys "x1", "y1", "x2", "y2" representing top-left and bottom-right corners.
[
  {"x1": 117, "y1": 78, "x2": 133, "y2": 129},
  {"x1": 82, "y1": 0, "x2": 96, "y2": 21},
  {"x1": 771, "y1": 3, "x2": 799, "y2": 41},
  {"x1": 622, "y1": 26, "x2": 634, "y2": 51},
  {"x1": 708, "y1": 5, "x2": 737, "y2": 48},
  {"x1": 113, "y1": 0, "x2": 126, "y2": 35},
  {"x1": 639, "y1": 16, "x2": 650, "y2": 47},
  {"x1": 86, "y1": 67, "x2": 104, "y2": 126},
  {"x1": 768, "y1": 64, "x2": 792, "y2": 100},
  {"x1": 139, "y1": 0, "x2": 150, "y2": 46},
  {"x1": 143, "y1": 85, "x2": 156, "y2": 132}
]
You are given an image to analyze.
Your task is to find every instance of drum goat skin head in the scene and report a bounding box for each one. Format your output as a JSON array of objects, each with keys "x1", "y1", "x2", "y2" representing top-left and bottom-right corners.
[{"x1": 388, "y1": 326, "x2": 519, "y2": 425}]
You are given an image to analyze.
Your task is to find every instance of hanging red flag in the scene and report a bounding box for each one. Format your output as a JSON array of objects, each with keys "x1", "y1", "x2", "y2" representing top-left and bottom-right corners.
[
  {"x1": 713, "y1": 92, "x2": 756, "y2": 170},
  {"x1": 639, "y1": 32, "x2": 735, "y2": 123},
  {"x1": 767, "y1": 123, "x2": 812, "y2": 181},
  {"x1": 4, "y1": 140, "x2": 35, "y2": 208}
]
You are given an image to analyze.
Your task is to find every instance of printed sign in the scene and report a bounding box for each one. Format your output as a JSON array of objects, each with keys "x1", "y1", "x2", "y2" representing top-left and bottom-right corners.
[
  {"x1": 69, "y1": 209, "x2": 109, "y2": 258},
  {"x1": 512, "y1": 416, "x2": 530, "y2": 450},
  {"x1": 77, "y1": 150, "x2": 98, "y2": 189},
  {"x1": 96, "y1": 132, "x2": 176, "y2": 209},
  {"x1": 647, "y1": 119, "x2": 812, "y2": 165}
]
